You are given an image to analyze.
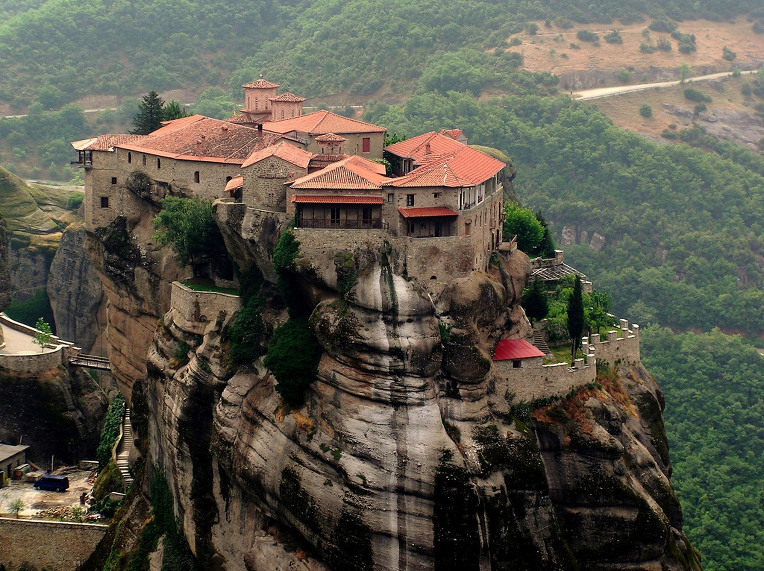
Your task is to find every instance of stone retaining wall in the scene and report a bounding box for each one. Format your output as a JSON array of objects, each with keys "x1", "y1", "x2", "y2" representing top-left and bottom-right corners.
[
  {"x1": 0, "y1": 314, "x2": 80, "y2": 374},
  {"x1": 585, "y1": 320, "x2": 640, "y2": 366},
  {"x1": 169, "y1": 282, "x2": 242, "y2": 336},
  {"x1": 0, "y1": 517, "x2": 107, "y2": 570}
]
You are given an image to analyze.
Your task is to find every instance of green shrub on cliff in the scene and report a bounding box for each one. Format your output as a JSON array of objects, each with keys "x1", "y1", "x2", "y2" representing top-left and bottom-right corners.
[
  {"x1": 153, "y1": 197, "x2": 222, "y2": 268},
  {"x1": 264, "y1": 317, "x2": 322, "y2": 405},
  {"x1": 97, "y1": 394, "x2": 125, "y2": 470}
]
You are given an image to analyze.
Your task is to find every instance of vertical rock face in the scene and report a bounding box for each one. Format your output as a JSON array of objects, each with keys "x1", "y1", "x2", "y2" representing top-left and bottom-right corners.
[
  {"x1": 125, "y1": 207, "x2": 700, "y2": 570},
  {"x1": 47, "y1": 226, "x2": 104, "y2": 351},
  {"x1": 0, "y1": 216, "x2": 11, "y2": 342}
]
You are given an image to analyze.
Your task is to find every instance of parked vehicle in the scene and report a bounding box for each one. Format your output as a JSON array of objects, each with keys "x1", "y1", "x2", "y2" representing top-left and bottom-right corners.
[{"x1": 33, "y1": 474, "x2": 69, "y2": 492}]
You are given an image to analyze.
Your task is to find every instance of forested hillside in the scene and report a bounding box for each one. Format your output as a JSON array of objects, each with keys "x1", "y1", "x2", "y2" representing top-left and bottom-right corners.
[
  {"x1": 365, "y1": 90, "x2": 764, "y2": 337},
  {"x1": 0, "y1": 0, "x2": 761, "y2": 111}
]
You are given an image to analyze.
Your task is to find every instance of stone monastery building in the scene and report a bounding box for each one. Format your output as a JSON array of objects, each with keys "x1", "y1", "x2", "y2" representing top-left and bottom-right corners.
[{"x1": 73, "y1": 79, "x2": 507, "y2": 272}]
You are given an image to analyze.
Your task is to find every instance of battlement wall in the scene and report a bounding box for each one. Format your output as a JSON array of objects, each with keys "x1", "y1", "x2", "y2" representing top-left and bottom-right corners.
[
  {"x1": 585, "y1": 320, "x2": 640, "y2": 367},
  {"x1": 495, "y1": 356, "x2": 596, "y2": 402}
]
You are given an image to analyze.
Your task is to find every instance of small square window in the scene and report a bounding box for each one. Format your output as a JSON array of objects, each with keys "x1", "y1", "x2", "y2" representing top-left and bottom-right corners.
[
  {"x1": 512, "y1": 360, "x2": 522, "y2": 369},
  {"x1": 406, "y1": 194, "x2": 414, "y2": 206},
  {"x1": 100, "y1": 196, "x2": 109, "y2": 208},
  {"x1": 433, "y1": 192, "x2": 440, "y2": 199},
  {"x1": 111, "y1": 177, "x2": 117, "y2": 185}
]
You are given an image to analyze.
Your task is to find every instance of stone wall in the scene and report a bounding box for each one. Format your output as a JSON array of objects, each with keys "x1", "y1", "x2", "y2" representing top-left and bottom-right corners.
[
  {"x1": 585, "y1": 320, "x2": 640, "y2": 367},
  {"x1": 0, "y1": 517, "x2": 107, "y2": 570},
  {"x1": 495, "y1": 357, "x2": 596, "y2": 402},
  {"x1": 0, "y1": 314, "x2": 80, "y2": 375},
  {"x1": 169, "y1": 282, "x2": 242, "y2": 336},
  {"x1": 243, "y1": 155, "x2": 307, "y2": 212}
]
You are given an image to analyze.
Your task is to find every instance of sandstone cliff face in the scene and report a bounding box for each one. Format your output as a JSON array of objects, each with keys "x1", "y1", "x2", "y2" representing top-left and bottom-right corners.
[
  {"x1": 0, "y1": 216, "x2": 11, "y2": 324},
  {"x1": 85, "y1": 213, "x2": 187, "y2": 399},
  {"x1": 118, "y1": 205, "x2": 700, "y2": 570},
  {"x1": 0, "y1": 365, "x2": 108, "y2": 465},
  {"x1": 48, "y1": 226, "x2": 105, "y2": 352}
]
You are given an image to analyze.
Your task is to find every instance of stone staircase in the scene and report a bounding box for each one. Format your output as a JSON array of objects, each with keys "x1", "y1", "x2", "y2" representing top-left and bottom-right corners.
[
  {"x1": 533, "y1": 329, "x2": 551, "y2": 356},
  {"x1": 116, "y1": 408, "x2": 134, "y2": 488}
]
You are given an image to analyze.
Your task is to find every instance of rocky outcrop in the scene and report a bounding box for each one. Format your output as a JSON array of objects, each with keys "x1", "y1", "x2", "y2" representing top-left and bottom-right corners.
[
  {"x1": 85, "y1": 213, "x2": 188, "y2": 399},
  {"x1": 0, "y1": 365, "x2": 109, "y2": 465},
  {"x1": 48, "y1": 225, "x2": 104, "y2": 352},
  {"x1": 125, "y1": 206, "x2": 699, "y2": 570}
]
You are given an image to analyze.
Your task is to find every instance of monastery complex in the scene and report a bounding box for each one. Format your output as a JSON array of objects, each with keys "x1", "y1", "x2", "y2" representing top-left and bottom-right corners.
[{"x1": 73, "y1": 79, "x2": 507, "y2": 274}]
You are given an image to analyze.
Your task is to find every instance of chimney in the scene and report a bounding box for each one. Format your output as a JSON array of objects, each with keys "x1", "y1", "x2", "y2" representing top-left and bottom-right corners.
[
  {"x1": 425, "y1": 142, "x2": 431, "y2": 154},
  {"x1": 257, "y1": 124, "x2": 263, "y2": 138}
]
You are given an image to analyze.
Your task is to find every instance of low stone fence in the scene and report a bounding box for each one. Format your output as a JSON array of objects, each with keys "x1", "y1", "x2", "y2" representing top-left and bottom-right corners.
[
  {"x1": 169, "y1": 282, "x2": 242, "y2": 335},
  {"x1": 0, "y1": 314, "x2": 80, "y2": 375},
  {"x1": 584, "y1": 320, "x2": 640, "y2": 367},
  {"x1": 0, "y1": 517, "x2": 107, "y2": 570}
]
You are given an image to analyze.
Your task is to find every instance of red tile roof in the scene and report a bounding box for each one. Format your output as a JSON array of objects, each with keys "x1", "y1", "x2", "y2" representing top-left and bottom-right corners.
[
  {"x1": 242, "y1": 79, "x2": 279, "y2": 89},
  {"x1": 270, "y1": 92, "x2": 305, "y2": 102},
  {"x1": 241, "y1": 141, "x2": 313, "y2": 169},
  {"x1": 292, "y1": 195, "x2": 383, "y2": 204},
  {"x1": 492, "y1": 339, "x2": 545, "y2": 361},
  {"x1": 315, "y1": 133, "x2": 347, "y2": 143},
  {"x1": 115, "y1": 115, "x2": 269, "y2": 164},
  {"x1": 385, "y1": 131, "x2": 463, "y2": 160},
  {"x1": 384, "y1": 134, "x2": 505, "y2": 188},
  {"x1": 225, "y1": 176, "x2": 243, "y2": 192},
  {"x1": 71, "y1": 134, "x2": 146, "y2": 151},
  {"x1": 262, "y1": 110, "x2": 385, "y2": 135},
  {"x1": 440, "y1": 128, "x2": 465, "y2": 141},
  {"x1": 290, "y1": 155, "x2": 389, "y2": 190},
  {"x1": 397, "y1": 207, "x2": 458, "y2": 218}
]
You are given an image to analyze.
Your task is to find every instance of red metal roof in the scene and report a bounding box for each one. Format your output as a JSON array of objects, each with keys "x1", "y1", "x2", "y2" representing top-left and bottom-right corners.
[
  {"x1": 397, "y1": 207, "x2": 458, "y2": 218},
  {"x1": 292, "y1": 195, "x2": 383, "y2": 204},
  {"x1": 492, "y1": 339, "x2": 546, "y2": 361}
]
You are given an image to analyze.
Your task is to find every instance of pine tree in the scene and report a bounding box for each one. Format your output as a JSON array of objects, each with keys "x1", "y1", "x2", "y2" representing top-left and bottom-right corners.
[
  {"x1": 131, "y1": 90, "x2": 165, "y2": 135},
  {"x1": 567, "y1": 277, "x2": 584, "y2": 365},
  {"x1": 163, "y1": 99, "x2": 190, "y2": 121},
  {"x1": 534, "y1": 210, "x2": 556, "y2": 258}
]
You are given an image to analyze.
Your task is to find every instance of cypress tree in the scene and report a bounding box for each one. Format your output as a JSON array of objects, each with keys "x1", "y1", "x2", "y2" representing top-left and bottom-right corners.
[
  {"x1": 567, "y1": 277, "x2": 584, "y2": 365},
  {"x1": 522, "y1": 278, "x2": 549, "y2": 322},
  {"x1": 131, "y1": 90, "x2": 165, "y2": 135}
]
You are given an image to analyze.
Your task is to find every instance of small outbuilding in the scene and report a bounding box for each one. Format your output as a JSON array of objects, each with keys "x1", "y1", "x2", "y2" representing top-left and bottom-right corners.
[
  {"x1": 492, "y1": 338, "x2": 546, "y2": 369},
  {"x1": 0, "y1": 443, "x2": 30, "y2": 481}
]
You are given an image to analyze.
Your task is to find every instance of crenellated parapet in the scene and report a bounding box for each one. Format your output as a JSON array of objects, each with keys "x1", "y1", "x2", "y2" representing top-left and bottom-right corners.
[{"x1": 584, "y1": 319, "x2": 640, "y2": 367}]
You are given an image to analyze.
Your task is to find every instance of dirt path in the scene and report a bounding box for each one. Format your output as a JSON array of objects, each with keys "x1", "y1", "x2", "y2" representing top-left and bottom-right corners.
[{"x1": 574, "y1": 70, "x2": 756, "y2": 100}]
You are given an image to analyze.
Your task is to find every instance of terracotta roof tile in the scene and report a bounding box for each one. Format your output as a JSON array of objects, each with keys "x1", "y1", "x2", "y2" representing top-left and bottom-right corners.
[
  {"x1": 397, "y1": 207, "x2": 458, "y2": 218},
  {"x1": 72, "y1": 134, "x2": 146, "y2": 151},
  {"x1": 242, "y1": 79, "x2": 280, "y2": 89},
  {"x1": 315, "y1": 133, "x2": 347, "y2": 143},
  {"x1": 241, "y1": 141, "x2": 313, "y2": 169},
  {"x1": 440, "y1": 128, "x2": 465, "y2": 141},
  {"x1": 290, "y1": 155, "x2": 389, "y2": 190},
  {"x1": 492, "y1": 339, "x2": 545, "y2": 361},
  {"x1": 263, "y1": 110, "x2": 385, "y2": 135},
  {"x1": 270, "y1": 92, "x2": 306, "y2": 102},
  {"x1": 292, "y1": 195, "x2": 383, "y2": 204},
  {"x1": 116, "y1": 115, "x2": 267, "y2": 164},
  {"x1": 225, "y1": 175, "x2": 243, "y2": 191},
  {"x1": 384, "y1": 134, "x2": 505, "y2": 188}
]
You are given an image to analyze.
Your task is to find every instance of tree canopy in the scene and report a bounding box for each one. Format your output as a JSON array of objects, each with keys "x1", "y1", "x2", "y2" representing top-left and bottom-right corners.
[
  {"x1": 152, "y1": 197, "x2": 222, "y2": 267},
  {"x1": 131, "y1": 90, "x2": 165, "y2": 135}
]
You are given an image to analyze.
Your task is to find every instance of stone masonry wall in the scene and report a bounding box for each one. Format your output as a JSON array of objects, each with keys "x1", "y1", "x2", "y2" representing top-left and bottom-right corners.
[
  {"x1": 0, "y1": 314, "x2": 79, "y2": 374},
  {"x1": 0, "y1": 517, "x2": 107, "y2": 570},
  {"x1": 169, "y1": 282, "x2": 242, "y2": 336},
  {"x1": 585, "y1": 320, "x2": 640, "y2": 366},
  {"x1": 495, "y1": 357, "x2": 596, "y2": 402}
]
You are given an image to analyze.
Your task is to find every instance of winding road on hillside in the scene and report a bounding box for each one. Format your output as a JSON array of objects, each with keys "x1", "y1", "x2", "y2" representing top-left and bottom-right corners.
[{"x1": 573, "y1": 69, "x2": 756, "y2": 101}]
